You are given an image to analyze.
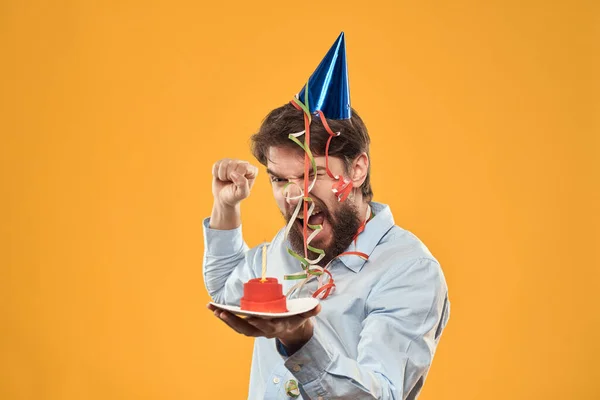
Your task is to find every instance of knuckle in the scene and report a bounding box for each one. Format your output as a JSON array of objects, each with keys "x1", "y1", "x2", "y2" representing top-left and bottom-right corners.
[{"x1": 235, "y1": 161, "x2": 249, "y2": 171}]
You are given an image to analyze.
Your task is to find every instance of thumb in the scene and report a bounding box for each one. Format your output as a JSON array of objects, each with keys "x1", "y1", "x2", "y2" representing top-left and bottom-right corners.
[{"x1": 231, "y1": 172, "x2": 250, "y2": 198}]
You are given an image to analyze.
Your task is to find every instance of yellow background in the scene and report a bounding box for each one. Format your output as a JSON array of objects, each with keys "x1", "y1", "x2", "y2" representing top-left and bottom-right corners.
[{"x1": 1, "y1": 0, "x2": 598, "y2": 399}]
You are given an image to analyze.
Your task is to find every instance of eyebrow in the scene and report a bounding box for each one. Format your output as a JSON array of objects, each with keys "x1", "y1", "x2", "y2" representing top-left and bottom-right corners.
[{"x1": 266, "y1": 166, "x2": 327, "y2": 179}]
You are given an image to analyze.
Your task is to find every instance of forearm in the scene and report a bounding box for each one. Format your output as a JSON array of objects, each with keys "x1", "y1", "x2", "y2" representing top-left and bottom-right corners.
[
  {"x1": 281, "y1": 328, "x2": 397, "y2": 400},
  {"x1": 209, "y1": 202, "x2": 241, "y2": 230},
  {"x1": 202, "y1": 216, "x2": 251, "y2": 305},
  {"x1": 205, "y1": 158, "x2": 260, "y2": 303}
]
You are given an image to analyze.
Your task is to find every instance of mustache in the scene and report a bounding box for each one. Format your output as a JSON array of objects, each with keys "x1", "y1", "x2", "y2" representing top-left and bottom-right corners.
[{"x1": 285, "y1": 200, "x2": 361, "y2": 267}]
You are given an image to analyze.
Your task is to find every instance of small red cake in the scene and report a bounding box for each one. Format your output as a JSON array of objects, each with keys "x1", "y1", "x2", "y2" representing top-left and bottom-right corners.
[{"x1": 240, "y1": 277, "x2": 288, "y2": 313}]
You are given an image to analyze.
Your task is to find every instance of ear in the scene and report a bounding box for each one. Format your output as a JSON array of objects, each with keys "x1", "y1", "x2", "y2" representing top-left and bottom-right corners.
[{"x1": 350, "y1": 152, "x2": 369, "y2": 188}]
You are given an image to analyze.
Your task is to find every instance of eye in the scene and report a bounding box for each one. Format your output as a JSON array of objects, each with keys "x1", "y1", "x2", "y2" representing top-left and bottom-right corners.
[{"x1": 270, "y1": 176, "x2": 287, "y2": 183}]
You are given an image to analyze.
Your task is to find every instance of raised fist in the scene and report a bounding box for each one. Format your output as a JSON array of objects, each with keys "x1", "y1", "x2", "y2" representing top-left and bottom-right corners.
[{"x1": 211, "y1": 159, "x2": 259, "y2": 207}]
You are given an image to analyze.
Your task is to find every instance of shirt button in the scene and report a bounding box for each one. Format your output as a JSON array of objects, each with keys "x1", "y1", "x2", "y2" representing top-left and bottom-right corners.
[
  {"x1": 273, "y1": 377, "x2": 280, "y2": 384},
  {"x1": 292, "y1": 364, "x2": 302, "y2": 372}
]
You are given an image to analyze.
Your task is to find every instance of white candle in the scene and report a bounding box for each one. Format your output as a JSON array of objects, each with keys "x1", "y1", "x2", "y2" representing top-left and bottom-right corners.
[{"x1": 261, "y1": 244, "x2": 267, "y2": 282}]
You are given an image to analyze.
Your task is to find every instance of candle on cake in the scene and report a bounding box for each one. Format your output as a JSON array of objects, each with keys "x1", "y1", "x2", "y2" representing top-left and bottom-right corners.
[
  {"x1": 261, "y1": 244, "x2": 267, "y2": 282},
  {"x1": 240, "y1": 244, "x2": 288, "y2": 313}
]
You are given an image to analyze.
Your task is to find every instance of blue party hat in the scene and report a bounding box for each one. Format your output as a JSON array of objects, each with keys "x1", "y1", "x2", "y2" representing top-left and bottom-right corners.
[{"x1": 297, "y1": 32, "x2": 351, "y2": 120}]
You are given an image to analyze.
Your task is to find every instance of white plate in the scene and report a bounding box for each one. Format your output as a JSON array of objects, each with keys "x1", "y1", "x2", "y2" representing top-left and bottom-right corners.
[{"x1": 209, "y1": 297, "x2": 319, "y2": 319}]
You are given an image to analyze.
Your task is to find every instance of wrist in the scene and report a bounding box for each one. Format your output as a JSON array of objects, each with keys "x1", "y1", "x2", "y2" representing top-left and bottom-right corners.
[
  {"x1": 210, "y1": 202, "x2": 241, "y2": 230},
  {"x1": 278, "y1": 321, "x2": 314, "y2": 355}
]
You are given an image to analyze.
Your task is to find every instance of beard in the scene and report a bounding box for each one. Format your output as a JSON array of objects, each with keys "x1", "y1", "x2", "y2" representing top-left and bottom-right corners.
[{"x1": 284, "y1": 198, "x2": 362, "y2": 267}]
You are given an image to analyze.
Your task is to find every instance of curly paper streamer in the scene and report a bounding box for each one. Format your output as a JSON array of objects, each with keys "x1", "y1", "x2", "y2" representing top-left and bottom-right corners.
[
  {"x1": 284, "y1": 379, "x2": 300, "y2": 398},
  {"x1": 285, "y1": 205, "x2": 372, "y2": 298},
  {"x1": 285, "y1": 88, "x2": 325, "y2": 264},
  {"x1": 282, "y1": 88, "x2": 371, "y2": 300},
  {"x1": 283, "y1": 196, "x2": 325, "y2": 266},
  {"x1": 317, "y1": 110, "x2": 354, "y2": 202},
  {"x1": 353, "y1": 204, "x2": 373, "y2": 245},
  {"x1": 285, "y1": 250, "x2": 370, "y2": 299}
]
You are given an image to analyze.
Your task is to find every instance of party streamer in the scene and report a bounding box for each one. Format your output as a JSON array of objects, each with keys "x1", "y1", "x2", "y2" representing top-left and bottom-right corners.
[{"x1": 282, "y1": 88, "x2": 370, "y2": 300}]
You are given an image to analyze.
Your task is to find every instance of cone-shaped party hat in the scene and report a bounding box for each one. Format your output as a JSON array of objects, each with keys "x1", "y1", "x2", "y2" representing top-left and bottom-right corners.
[{"x1": 297, "y1": 32, "x2": 350, "y2": 120}]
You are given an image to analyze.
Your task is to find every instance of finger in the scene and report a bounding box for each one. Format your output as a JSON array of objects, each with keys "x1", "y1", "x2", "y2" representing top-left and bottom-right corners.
[
  {"x1": 207, "y1": 303, "x2": 218, "y2": 312},
  {"x1": 213, "y1": 159, "x2": 228, "y2": 179},
  {"x1": 246, "y1": 317, "x2": 282, "y2": 336},
  {"x1": 231, "y1": 161, "x2": 249, "y2": 179},
  {"x1": 214, "y1": 309, "x2": 260, "y2": 336},
  {"x1": 216, "y1": 313, "x2": 257, "y2": 335},
  {"x1": 217, "y1": 159, "x2": 231, "y2": 182},
  {"x1": 232, "y1": 161, "x2": 258, "y2": 187},
  {"x1": 231, "y1": 173, "x2": 250, "y2": 198},
  {"x1": 243, "y1": 164, "x2": 259, "y2": 180},
  {"x1": 277, "y1": 304, "x2": 322, "y2": 330},
  {"x1": 230, "y1": 163, "x2": 249, "y2": 183},
  {"x1": 216, "y1": 310, "x2": 263, "y2": 337},
  {"x1": 246, "y1": 304, "x2": 321, "y2": 329},
  {"x1": 212, "y1": 160, "x2": 226, "y2": 179},
  {"x1": 246, "y1": 165, "x2": 259, "y2": 189}
]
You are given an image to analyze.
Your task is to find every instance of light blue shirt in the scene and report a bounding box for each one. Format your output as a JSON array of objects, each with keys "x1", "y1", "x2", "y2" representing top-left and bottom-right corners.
[{"x1": 203, "y1": 202, "x2": 450, "y2": 399}]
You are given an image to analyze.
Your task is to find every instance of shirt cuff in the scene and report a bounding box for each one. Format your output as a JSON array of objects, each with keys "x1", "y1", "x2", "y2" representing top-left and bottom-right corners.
[
  {"x1": 202, "y1": 217, "x2": 245, "y2": 257},
  {"x1": 283, "y1": 327, "x2": 334, "y2": 384}
]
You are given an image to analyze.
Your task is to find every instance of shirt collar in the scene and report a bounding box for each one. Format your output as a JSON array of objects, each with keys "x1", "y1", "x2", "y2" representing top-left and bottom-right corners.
[{"x1": 338, "y1": 201, "x2": 395, "y2": 273}]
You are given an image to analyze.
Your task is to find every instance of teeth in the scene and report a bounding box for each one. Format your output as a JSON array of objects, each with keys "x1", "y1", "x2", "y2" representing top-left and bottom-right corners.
[{"x1": 297, "y1": 211, "x2": 321, "y2": 220}]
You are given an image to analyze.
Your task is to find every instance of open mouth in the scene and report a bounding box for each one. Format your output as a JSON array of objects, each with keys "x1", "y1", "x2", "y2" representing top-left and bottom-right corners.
[{"x1": 296, "y1": 210, "x2": 326, "y2": 230}]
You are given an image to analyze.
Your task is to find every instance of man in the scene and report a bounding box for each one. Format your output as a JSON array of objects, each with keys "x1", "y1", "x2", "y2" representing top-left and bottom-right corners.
[{"x1": 204, "y1": 33, "x2": 450, "y2": 399}]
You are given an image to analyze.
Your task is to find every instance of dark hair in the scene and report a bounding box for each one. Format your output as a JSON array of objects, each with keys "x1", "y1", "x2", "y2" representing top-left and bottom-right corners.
[{"x1": 250, "y1": 103, "x2": 373, "y2": 202}]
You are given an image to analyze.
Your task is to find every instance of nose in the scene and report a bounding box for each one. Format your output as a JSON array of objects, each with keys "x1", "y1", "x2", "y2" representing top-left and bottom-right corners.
[{"x1": 284, "y1": 183, "x2": 303, "y2": 207}]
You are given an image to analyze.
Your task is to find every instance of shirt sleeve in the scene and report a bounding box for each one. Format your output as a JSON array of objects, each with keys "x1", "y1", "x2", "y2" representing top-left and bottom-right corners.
[
  {"x1": 202, "y1": 217, "x2": 258, "y2": 306},
  {"x1": 280, "y1": 258, "x2": 450, "y2": 400}
]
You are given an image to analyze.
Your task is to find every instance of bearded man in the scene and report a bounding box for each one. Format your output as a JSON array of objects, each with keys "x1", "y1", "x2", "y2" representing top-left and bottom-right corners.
[{"x1": 204, "y1": 33, "x2": 450, "y2": 400}]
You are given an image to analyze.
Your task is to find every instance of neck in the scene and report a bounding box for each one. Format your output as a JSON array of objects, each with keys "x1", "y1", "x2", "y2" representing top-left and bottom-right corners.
[{"x1": 352, "y1": 194, "x2": 370, "y2": 223}]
